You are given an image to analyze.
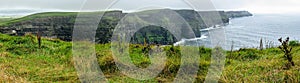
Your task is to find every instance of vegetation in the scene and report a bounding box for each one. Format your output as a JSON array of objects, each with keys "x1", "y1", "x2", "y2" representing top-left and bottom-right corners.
[
  {"x1": 0, "y1": 34, "x2": 299, "y2": 82},
  {"x1": 289, "y1": 40, "x2": 300, "y2": 46},
  {"x1": 131, "y1": 25, "x2": 177, "y2": 45},
  {"x1": 0, "y1": 12, "x2": 78, "y2": 26},
  {"x1": 278, "y1": 37, "x2": 296, "y2": 69},
  {"x1": 0, "y1": 17, "x2": 14, "y2": 23}
]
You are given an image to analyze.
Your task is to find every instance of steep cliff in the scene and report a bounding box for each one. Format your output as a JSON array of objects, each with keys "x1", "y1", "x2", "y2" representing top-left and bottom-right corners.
[{"x1": 0, "y1": 9, "x2": 252, "y2": 45}]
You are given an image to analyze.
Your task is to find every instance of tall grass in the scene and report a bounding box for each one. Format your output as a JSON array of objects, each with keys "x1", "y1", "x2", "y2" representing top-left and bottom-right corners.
[{"x1": 0, "y1": 34, "x2": 299, "y2": 82}]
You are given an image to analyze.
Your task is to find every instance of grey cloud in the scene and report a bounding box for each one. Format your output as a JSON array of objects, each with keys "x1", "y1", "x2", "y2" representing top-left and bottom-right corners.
[
  {"x1": 0, "y1": 0, "x2": 300, "y2": 13},
  {"x1": 0, "y1": 0, "x2": 84, "y2": 10}
]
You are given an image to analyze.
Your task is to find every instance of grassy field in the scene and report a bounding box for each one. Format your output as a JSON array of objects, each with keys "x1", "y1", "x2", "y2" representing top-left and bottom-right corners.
[
  {"x1": 0, "y1": 17, "x2": 15, "y2": 23},
  {"x1": 0, "y1": 12, "x2": 79, "y2": 26},
  {"x1": 0, "y1": 33, "x2": 300, "y2": 82}
]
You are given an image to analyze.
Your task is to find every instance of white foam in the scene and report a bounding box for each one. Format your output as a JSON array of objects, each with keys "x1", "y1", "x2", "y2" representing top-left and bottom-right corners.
[
  {"x1": 173, "y1": 34, "x2": 208, "y2": 46},
  {"x1": 174, "y1": 25, "x2": 224, "y2": 46},
  {"x1": 200, "y1": 25, "x2": 223, "y2": 32}
]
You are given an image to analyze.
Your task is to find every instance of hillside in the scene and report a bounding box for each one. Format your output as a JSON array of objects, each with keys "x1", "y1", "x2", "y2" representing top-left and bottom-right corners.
[
  {"x1": 0, "y1": 17, "x2": 14, "y2": 23},
  {"x1": 0, "y1": 9, "x2": 252, "y2": 45},
  {"x1": 0, "y1": 33, "x2": 299, "y2": 82}
]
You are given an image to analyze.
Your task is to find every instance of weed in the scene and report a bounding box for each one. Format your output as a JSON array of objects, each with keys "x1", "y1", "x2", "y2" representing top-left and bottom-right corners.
[{"x1": 278, "y1": 37, "x2": 295, "y2": 69}]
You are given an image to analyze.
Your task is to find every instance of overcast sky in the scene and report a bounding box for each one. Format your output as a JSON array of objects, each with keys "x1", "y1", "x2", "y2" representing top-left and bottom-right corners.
[{"x1": 0, "y1": 0, "x2": 300, "y2": 14}]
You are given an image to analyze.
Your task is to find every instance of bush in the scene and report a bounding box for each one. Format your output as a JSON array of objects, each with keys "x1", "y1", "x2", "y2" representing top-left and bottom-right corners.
[{"x1": 289, "y1": 40, "x2": 299, "y2": 46}]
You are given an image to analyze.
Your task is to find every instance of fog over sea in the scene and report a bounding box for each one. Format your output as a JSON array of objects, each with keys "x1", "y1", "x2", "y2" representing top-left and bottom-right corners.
[{"x1": 175, "y1": 14, "x2": 300, "y2": 50}]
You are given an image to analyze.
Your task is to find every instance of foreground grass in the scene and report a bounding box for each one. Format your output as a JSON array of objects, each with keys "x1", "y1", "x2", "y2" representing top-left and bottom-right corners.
[{"x1": 0, "y1": 34, "x2": 299, "y2": 82}]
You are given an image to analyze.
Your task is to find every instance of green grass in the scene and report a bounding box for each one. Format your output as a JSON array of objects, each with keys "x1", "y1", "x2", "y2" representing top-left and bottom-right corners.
[
  {"x1": 0, "y1": 11, "x2": 113, "y2": 27},
  {"x1": 0, "y1": 34, "x2": 300, "y2": 82},
  {"x1": 0, "y1": 18, "x2": 14, "y2": 23},
  {"x1": 0, "y1": 12, "x2": 78, "y2": 26}
]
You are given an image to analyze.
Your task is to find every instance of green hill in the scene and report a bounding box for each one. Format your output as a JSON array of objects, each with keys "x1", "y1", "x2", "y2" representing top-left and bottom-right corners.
[
  {"x1": 0, "y1": 33, "x2": 299, "y2": 82},
  {"x1": 0, "y1": 12, "x2": 78, "y2": 26},
  {"x1": 0, "y1": 17, "x2": 15, "y2": 24}
]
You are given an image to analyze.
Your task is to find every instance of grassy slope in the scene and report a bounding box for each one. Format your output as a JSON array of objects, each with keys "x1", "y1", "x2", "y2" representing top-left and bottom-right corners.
[
  {"x1": 0, "y1": 34, "x2": 300, "y2": 82},
  {"x1": 0, "y1": 11, "x2": 117, "y2": 27},
  {"x1": 0, "y1": 18, "x2": 14, "y2": 23},
  {"x1": 0, "y1": 12, "x2": 78, "y2": 26}
]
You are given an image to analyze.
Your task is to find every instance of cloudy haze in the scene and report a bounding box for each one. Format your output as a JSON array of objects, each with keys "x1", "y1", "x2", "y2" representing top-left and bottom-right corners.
[{"x1": 0, "y1": 0, "x2": 300, "y2": 14}]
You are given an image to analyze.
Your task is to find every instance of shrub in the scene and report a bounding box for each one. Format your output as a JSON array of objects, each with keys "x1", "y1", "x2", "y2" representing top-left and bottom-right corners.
[{"x1": 289, "y1": 40, "x2": 299, "y2": 46}]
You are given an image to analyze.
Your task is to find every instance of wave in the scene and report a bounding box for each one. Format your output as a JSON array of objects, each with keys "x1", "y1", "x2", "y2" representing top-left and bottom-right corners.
[
  {"x1": 173, "y1": 34, "x2": 208, "y2": 46},
  {"x1": 174, "y1": 25, "x2": 225, "y2": 46},
  {"x1": 200, "y1": 25, "x2": 223, "y2": 32}
]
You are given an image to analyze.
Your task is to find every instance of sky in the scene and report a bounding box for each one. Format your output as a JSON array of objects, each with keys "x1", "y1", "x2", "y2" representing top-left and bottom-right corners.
[{"x1": 0, "y1": 0, "x2": 300, "y2": 14}]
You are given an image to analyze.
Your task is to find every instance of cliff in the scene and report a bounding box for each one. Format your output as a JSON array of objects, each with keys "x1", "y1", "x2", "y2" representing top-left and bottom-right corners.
[{"x1": 0, "y1": 10, "x2": 252, "y2": 45}]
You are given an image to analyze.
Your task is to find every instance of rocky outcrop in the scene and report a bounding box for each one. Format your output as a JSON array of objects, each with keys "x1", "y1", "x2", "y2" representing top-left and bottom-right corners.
[{"x1": 0, "y1": 10, "x2": 252, "y2": 45}]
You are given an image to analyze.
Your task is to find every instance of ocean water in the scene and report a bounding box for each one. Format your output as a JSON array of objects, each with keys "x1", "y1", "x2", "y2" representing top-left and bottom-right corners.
[{"x1": 175, "y1": 14, "x2": 300, "y2": 50}]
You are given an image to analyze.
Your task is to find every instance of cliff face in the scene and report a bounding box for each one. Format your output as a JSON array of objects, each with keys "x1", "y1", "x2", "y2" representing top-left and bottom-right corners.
[
  {"x1": 0, "y1": 16, "x2": 76, "y2": 41},
  {"x1": 175, "y1": 10, "x2": 229, "y2": 37},
  {"x1": 0, "y1": 10, "x2": 252, "y2": 45}
]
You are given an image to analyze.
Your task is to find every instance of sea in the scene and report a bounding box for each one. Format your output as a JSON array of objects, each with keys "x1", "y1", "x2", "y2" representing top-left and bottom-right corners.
[{"x1": 175, "y1": 14, "x2": 300, "y2": 50}]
